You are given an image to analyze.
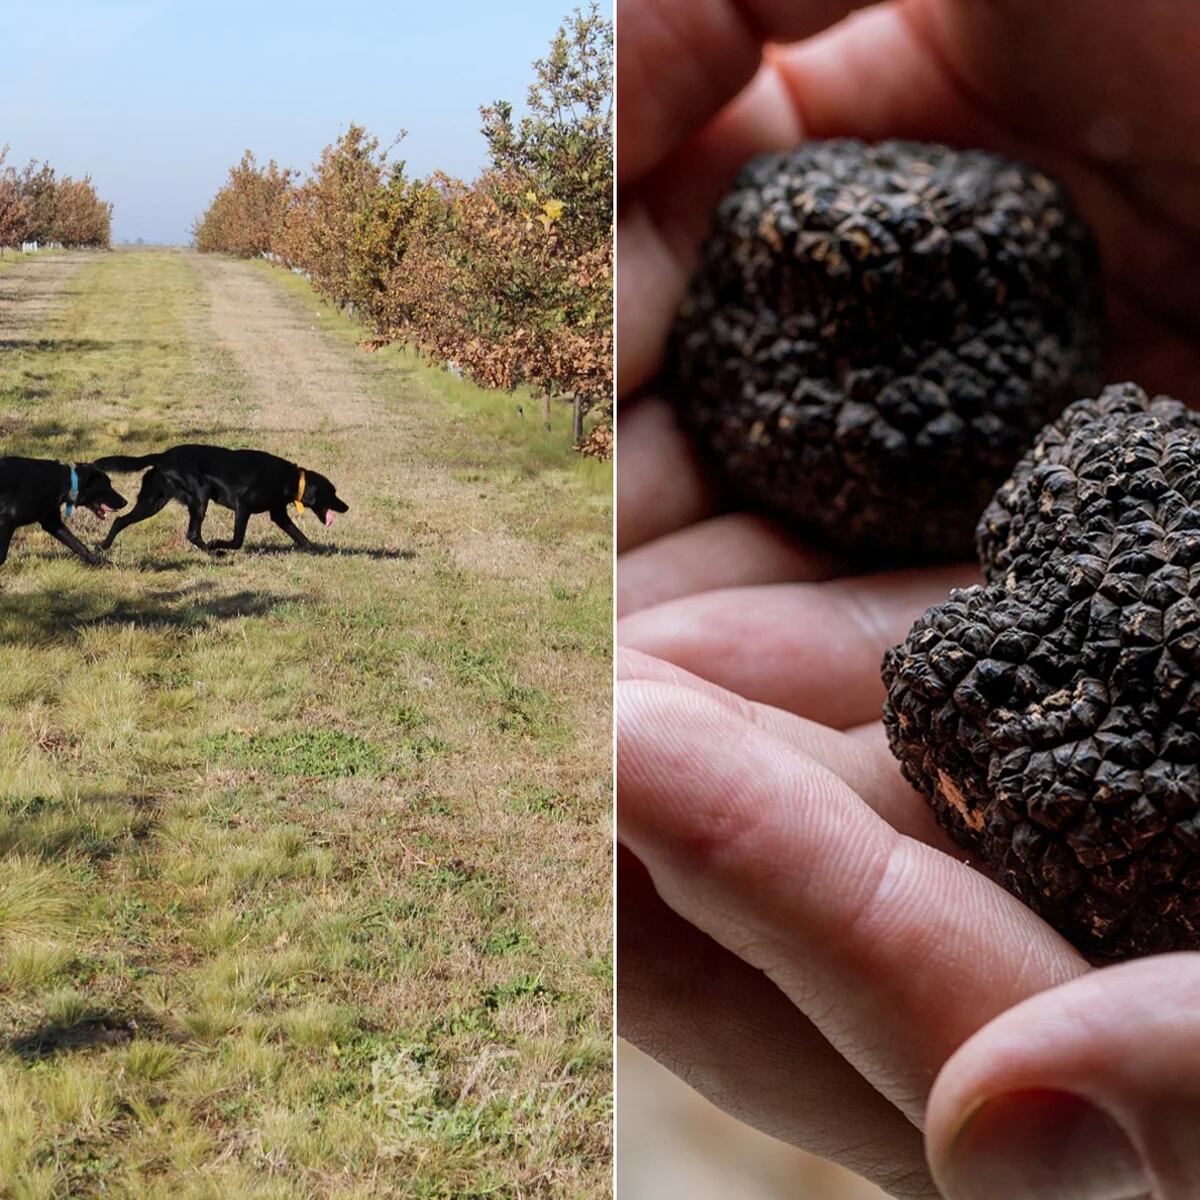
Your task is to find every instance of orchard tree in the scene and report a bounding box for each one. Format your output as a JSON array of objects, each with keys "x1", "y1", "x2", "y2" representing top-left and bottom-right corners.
[
  {"x1": 376, "y1": 171, "x2": 462, "y2": 351},
  {"x1": 193, "y1": 152, "x2": 293, "y2": 257},
  {"x1": 20, "y1": 161, "x2": 58, "y2": 244},
  {"x1": 475, "y1": 2, "x2": 614, "y2": 435},
  {"x1": 276, "y1": 125, "x2": 387, "y2": 309},
  {"x1": 349, "y1": 163, "x2": 451, "y2": 336},
  {"x1": 429, "y1": 166, "x2": 611, "y2": 434},
  {"x1": 0, "y1": 146, "x2": 33, "y2": 253},
  {"x1": 480, "y1": 1, "x2": 612, "y2": 251},
  {"x1": 53, "y1": 176, "x2": 111, "y2": 247}
]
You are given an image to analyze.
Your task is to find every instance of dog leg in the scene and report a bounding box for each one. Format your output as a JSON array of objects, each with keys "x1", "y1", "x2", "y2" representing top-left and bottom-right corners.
[
  {"x1": 268, "y1": 506, "x2": 314, "y2": 550},
  {"x1": 0, "y1": 523, "x2": 13, "y2": 565},
  {"x1": 40, "y1": 517, "x2": 104, "y2": 566},
  {"x1": 186, "y1": 499, "x2": 211, "y2": 550},
  {"x1": 101, "y1": 471, "x2": 169, "y2": 549},
  {"x1": 209, "y1": 503, "x2": 251, "y2": 552}
]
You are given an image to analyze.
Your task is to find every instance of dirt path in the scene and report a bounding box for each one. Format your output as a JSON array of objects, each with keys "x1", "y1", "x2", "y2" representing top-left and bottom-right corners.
[
  {"x1": 189, "y1": 251, "x2": 379, "y2": 432},
  {"x1": 187, "y1": 249, "x2": 551, "y2": 579},
  {"x1": 0, "y1": 250, "x2": 94, "y2": 346}
]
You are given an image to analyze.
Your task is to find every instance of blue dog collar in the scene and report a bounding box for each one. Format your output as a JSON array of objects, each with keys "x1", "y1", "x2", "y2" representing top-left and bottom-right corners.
[{"x1": 65, "y1": 465, "x2": 79, "y2": 518}]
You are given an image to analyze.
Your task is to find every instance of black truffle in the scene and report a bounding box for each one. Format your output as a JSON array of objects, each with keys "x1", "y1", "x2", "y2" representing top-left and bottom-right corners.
[
  {"x1": 884, "y1": 383, "x2": 1200, "y2": 960},
  {"x1": 669, "y1": 139, "x2": 1102, "y2": 560}
]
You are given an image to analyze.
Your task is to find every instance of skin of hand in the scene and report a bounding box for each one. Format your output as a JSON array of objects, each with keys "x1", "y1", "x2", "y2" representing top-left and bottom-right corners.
[{"x1": 618, "y1": 3, "x2": 1200, "y2": 1198}]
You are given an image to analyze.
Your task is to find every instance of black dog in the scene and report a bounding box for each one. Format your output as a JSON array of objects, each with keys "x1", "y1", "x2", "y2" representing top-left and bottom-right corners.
[
  {"x1": 94, "y1": 445, "x2": 349, "y2": 553},
  {"x1": 0, "y1": 458, "x2": 127, "y2": 566}
]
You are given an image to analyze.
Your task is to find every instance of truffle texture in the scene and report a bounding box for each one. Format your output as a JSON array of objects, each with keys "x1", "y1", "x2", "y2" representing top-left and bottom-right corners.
[
  {"x1": 884, "y1": 383, "x2": 1200, "y2": 959},
  {"x1": 669, "y1": 139, "x2": 1102, "y2": 560}
]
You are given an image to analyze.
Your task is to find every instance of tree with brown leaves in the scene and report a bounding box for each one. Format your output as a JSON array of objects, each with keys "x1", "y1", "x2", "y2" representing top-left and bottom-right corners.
[
  {"x1": 0, "y1": 146, "x2": 33, "y2": 254},
  {"x1": 193, "y1": 151, "x2": 294, "y2": 258}
]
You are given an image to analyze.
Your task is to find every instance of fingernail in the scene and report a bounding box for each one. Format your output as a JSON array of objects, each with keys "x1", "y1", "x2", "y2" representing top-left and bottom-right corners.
[{"x1": 941, "y1": 1089, "x2": 1150, "y2": 1200}]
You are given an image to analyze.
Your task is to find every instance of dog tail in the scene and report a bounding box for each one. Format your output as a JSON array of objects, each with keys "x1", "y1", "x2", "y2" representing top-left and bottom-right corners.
[{"x1": 93, "y1": 453, "x2": 162, "y2": 473}]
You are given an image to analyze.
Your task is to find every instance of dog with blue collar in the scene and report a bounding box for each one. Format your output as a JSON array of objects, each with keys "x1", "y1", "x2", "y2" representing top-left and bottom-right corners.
[{"x1": 0, "y1": 456, "x2": 127, "y2": 566}]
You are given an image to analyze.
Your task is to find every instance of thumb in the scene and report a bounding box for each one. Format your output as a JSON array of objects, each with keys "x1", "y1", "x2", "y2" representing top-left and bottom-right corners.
[{"x1": 926, "y1": 955, "x2": 1200, "y2": 1200}]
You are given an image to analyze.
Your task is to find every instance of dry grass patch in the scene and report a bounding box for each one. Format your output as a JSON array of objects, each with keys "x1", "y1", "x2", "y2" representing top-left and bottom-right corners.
[{"x1": 0, "y1": 248, "x2": 610, "y2": 1197}]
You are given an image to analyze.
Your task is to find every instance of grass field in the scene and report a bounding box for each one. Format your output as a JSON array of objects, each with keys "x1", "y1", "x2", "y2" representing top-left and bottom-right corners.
[{"x1": 0, "y1": 247, "x2": 612, "y2": 1198}]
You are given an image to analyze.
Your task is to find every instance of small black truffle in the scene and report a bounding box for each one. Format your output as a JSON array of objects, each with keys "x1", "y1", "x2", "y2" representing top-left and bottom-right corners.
[
  {"x1": 670, "y1": 140, "x2": 1102, "y2": 560},
  {"x1": 884, "y1": 384, "x2": 1200, "y2": 960}
]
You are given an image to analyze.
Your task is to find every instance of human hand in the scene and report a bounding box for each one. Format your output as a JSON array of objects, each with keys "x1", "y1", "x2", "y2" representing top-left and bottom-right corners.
[
  {"x1": 616, "y1": 583, "x2": 1093, "y2": 1198},
  {"x1": 620, "y1": 630, "x2": 1200, "y2": 1197},
  {"x1": 619, "y1": 3, "x2": 1200, "y2": 1195}
]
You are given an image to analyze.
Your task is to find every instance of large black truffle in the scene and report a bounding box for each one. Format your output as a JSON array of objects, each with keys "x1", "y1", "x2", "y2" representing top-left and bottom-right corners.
[
  {"x1": 670, "y1": 139, "x2": 1102, "y2": 560},
  {"x1": 884, "y1": 384, "x2": 1200, "y2": 960}
]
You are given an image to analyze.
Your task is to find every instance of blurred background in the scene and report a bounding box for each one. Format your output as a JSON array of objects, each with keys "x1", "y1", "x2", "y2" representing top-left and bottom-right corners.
[{"x1": 618, "y1": 1041, "x2": 891, "y2": 1199}]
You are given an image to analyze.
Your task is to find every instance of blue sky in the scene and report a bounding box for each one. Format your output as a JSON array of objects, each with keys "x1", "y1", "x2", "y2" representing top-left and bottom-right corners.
[{"x1": 1, "y1": 0, "x2": 608, "y2": 244}]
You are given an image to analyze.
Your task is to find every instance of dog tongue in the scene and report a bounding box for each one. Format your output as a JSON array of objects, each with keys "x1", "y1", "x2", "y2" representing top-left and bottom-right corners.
[{"x1": 324, "y1": 511, "x2": 335, "y2": 528}]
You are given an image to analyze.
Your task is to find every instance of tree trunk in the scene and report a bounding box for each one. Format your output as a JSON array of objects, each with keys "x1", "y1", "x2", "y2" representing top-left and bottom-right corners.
[
  {"x1": 540, "y1": 392, "x2": 552, "y2": 433},
  {"x1": 571, "y1": 394, "x2": 585, "y2": 444}
]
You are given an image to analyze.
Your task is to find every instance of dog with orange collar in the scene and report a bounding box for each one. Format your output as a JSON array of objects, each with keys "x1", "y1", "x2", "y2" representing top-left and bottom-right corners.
[{"x1": 94, "y1": 445, "x2": 348, "y2": 554}]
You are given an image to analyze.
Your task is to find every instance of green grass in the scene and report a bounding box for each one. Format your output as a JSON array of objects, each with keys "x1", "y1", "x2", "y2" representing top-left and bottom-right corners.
[
  {"x1": 0, "y1": 247, "x2": 611, "y2": 1198},
  {"x1": 202, "y1": 729, "x2": 385, "y2": 778}
]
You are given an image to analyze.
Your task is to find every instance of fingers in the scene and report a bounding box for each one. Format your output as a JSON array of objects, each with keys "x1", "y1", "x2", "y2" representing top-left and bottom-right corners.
[
  {"x1": 617, "y1": 0, "x2": 875, "y2": 186},
  {"x1": 617, "y1": 647, "x2": 951, "y2": 847},
  {"x1": 618, "y1": 678, "x2": 1087, "y2": 1123},
  {"x1": 926, "y1": 956, "x2": 1200, "y2": 1200},
  {"x1": 771, "y1": 3, "x2": 987, "y2": 146},
  {"x1": 617, "y1": 512, "x2": 843, "y2": 618},
  {"x1": 618, "y1": 62, "x2": 802, "y2": 395},
  {"x1": 617, "y1": 0, "x2": 758, "y2": 186},
  {"x1": 616, "y1": 397, "x2": 717, "y2": 553},
  {"x1": 617, "y1": 565, "x2": 978, "y2": 728},
  {"x1": 619, "y1": 846, "x2": 939, "y2": 1198},
  {"x1": 620, "y1": 0, "x2": 993, "y2": 395},
  {"x1": 617, "y1": 199, "x2": 693, "y2": 400}
]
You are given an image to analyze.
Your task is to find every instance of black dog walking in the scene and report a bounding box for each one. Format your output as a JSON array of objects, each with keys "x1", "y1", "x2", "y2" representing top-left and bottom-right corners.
[
  {"x1": 95, "y1": 445, "x2": 349, "y2": 553},
  {"x1": 0, "y1": 458, "x2": 127, "y2": 566}
]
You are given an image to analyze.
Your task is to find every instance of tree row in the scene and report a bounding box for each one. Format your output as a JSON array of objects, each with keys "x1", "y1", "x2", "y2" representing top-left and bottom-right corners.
[
  {"x1": 193, "y1": 4, "x2": 612, "y2": 446},
  {"x1": 0, "y1": 147, "x2": 112, "y2": 251}
]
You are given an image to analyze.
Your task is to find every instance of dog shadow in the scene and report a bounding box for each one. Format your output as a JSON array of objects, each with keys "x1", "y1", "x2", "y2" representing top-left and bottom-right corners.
[
  {"x1": 0, "y1": 337, "x2": 124, "y2": 354},
  {"x1": 7, "y1": 1010, "x2": 156, "y2": 1061},
  {"x1": 108, "y1": 544, "x2": 415, "y2": 572},
  {"x1": 245, "y1": 543, "x2": 416, "y2": 561},
  {"x1": 0, "y1": 581, "x2": 305, "y2": 641}
]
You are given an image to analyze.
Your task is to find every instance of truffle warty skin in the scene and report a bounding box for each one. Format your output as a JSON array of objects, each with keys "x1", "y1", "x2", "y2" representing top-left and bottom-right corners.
[
  {"x1": 884, "y1": 384, "x2": 1200, "y2": 960},
  {"x1": 669, "y1": 139, "x2": 1102, "y2": 561}
]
